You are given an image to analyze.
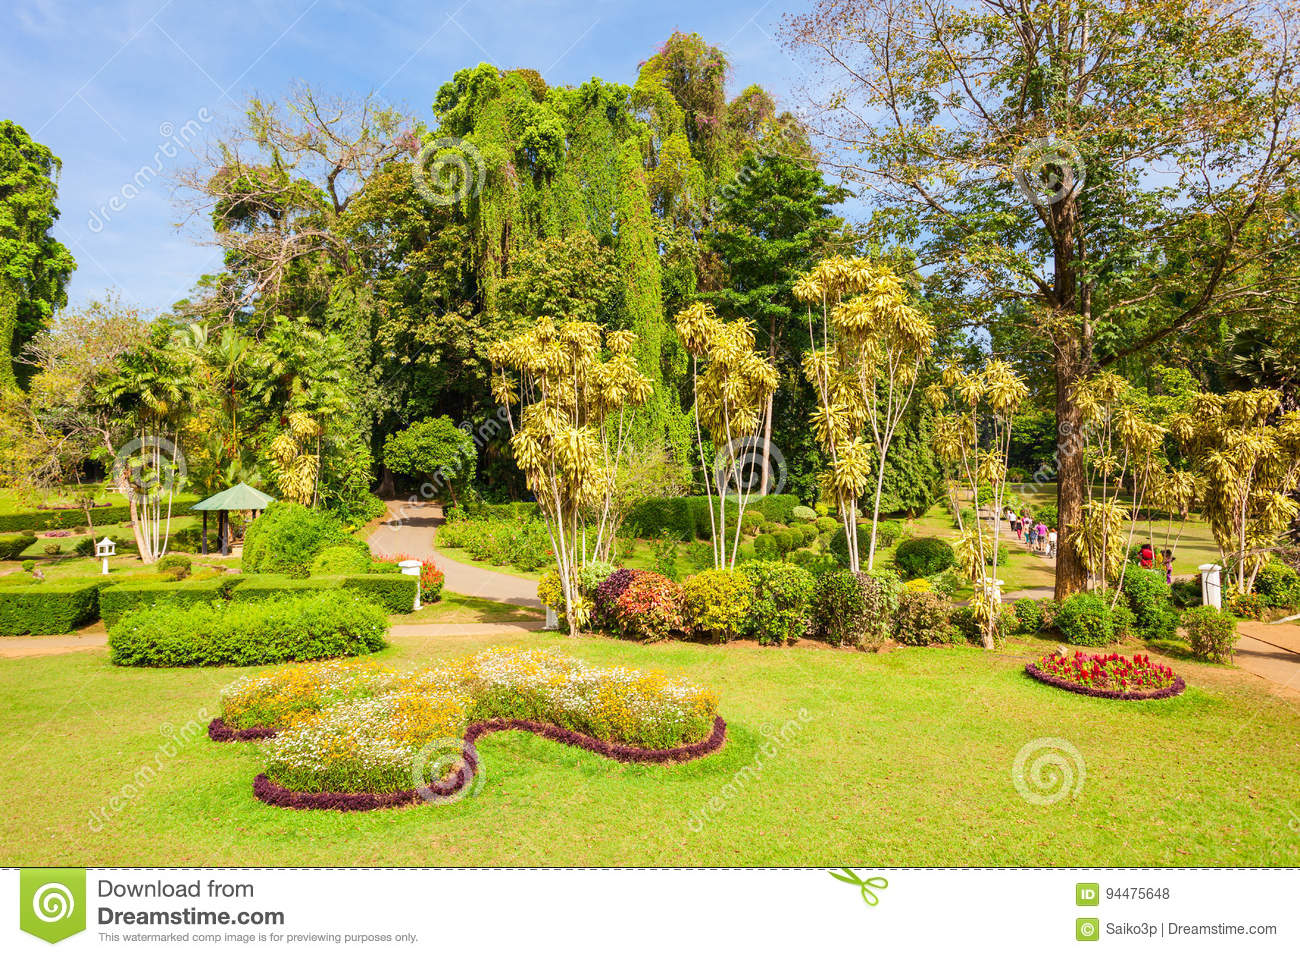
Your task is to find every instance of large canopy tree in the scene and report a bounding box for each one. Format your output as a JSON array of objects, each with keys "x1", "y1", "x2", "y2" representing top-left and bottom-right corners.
[
  {"x1": 785, "y1": 0, "x2": 1300, "y2": 597},
  {"x1": 0, "y1": 121, "x2": 75, "y2": 389}
]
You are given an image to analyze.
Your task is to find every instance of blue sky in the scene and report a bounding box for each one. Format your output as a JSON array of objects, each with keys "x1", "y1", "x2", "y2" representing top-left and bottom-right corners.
[{"x1": 2, "y1": 0, "x2": 813, "y2": 315}]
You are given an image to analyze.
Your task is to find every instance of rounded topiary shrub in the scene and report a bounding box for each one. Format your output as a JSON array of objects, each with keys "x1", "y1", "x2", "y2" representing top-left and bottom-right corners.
[
  {"x1": 243, "y1": 502, "x2": 349, "y2": 578},
  {"x1": 1121, "y1": 566, "x2": 1178, "y2": 640},
  {"x1": 828, "y1": 523, "x2": 868, "y2": 568},
  {"x1": 1055, "y1": 592, "x2": 1115, "y2": 647},
  {"x1": 791, "y1": 505, "x2": 817, "y2": 523},
  {"x1": 1183, "y1": 605, "x2": 1238, "y2": 663},
  {"x1": 740, "y1": 560, "x2": 815, "y2": 646},
  {"x1": 682, "y1": 568, "x2": 753, "y2": 641},
  {"x1": 894, "y1": 536, "x2": 956, "y2": 578},
  {"x1": 814, "y1": 516, "x2": 839, "y2": 536},
  {"x1": 893, "y1": 591, "x2": 951, "y2": 646},
  {"x1": 157, "y1": 554, "x2": 192, "y2": 580},
  {"x1": 739, "y1": 511, "x2": 764, "y2": 534},
  {"x1": 310, "y1": 541, "x2": 372, "y2": 575}
]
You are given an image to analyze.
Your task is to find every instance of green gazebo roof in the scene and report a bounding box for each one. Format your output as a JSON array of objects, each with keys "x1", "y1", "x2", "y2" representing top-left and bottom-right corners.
[{"x1": 191, "y1": 482, "x2": 275, "y2": 512}]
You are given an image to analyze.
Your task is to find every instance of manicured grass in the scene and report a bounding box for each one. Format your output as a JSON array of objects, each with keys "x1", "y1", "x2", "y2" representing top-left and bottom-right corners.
[
  {"x1": 1, "y1": 632, "x2": 1295, "y2": 866},
  {"x1": 400, "y1": 591, "x2": 542, "y2": 624}
]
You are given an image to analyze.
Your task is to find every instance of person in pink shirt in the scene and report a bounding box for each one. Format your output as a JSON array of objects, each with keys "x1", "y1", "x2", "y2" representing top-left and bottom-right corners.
[{"x1": 1034, "y1": 521, "x2": 1047, "y2": 551}]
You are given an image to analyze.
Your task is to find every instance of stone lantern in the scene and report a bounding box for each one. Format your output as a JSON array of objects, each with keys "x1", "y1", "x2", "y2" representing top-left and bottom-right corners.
[{"x1": 95, "y1": 537, "x2": 116, "y2": 575}]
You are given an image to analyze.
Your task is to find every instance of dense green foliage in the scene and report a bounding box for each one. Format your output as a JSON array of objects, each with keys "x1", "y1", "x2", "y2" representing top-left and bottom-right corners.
[
  {"x1": 99, "y1": 575, "x2": 242, "y2": 626},
  {"x1": 739, "y1": 560, "x2": 815, "y2": 646},
  {"x1": 381, "y1": 416, "x2": 477, "y2": 501},
  {"x1": 1055, "y1": 592, "x2": 1116, "y2": 648},
  {"x1": 107, "y1": 591, "x2": 388, "y2": 667},
  {"x1": 0, "y1": 578, "x2": 100, "y2": 634},
  {"x1": 241, "y1": 502, "x2": 350, "y2": 578},
  {"x1": 894, "y1": 537, "x2": 956, "y2": 578},
  {"x1": 1182, "y1": 606, "x2": 1238, "y2": 663}
]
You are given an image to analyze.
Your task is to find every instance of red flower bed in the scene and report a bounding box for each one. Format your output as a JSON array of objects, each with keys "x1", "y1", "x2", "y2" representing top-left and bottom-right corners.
[
  {"x1": 1026, "y1": 651, "x2": 1185, "y2": 700},
  {"x1": 373, "y1": 552, "x2": 444, "y2": 602}
]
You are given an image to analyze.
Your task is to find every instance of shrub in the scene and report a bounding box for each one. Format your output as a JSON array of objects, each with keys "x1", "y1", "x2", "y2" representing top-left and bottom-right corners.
[
  {"x1": 344, "y1": 574, "x2": 419, "y2": 613},
  {"x1": 683, "y1": 541, "x2": 714, "y2": 572},
  {"x1": 1036, "y1": 598, "x2": 1061, "y2": 631},
  {"x1": 791, "y1": 505, "x2": 817, "y2": 523},
  {"x1": 811, "y1": 570, "x2": 866, "y2": 647},
  {"x1": 74, "y1": 536, "x2": 95, "y2": 557},
  {"x1": 682, "y1": 569, "x2": 753, "y2": 641},
  {"x1": 42, "y1": 542, "x2": 61, "y2": 555},
  {"x1": 828, "y1": 523, "x2": 867, "y2": 567},
  {"x1": 774, "y1": 529, "x2": 798, "y2": 554},
  {"x1": 1035, "y1": 504, "x2": 1058, "y2": 528},
  {"x1": 1121, "y1": 566, "x2": 1179, "y2": 640},
  {"x1": 1182, "y1": 606, "x2": 1238, "y2": 663},
  {"x1": 21, "y1": 559, "x2": 34, "y2": 573},
  {"x1": 99, "y1": 575, "x2": 242, "y2": 626},
  {"x1": 611, "y1": 571, "x2": 683, "y2": 643},
  {"x1": 156, "y1": 554, "x2": 192, "y2": 580},
  {"x1": 1226, "y1": 588, "x2": 1268, "y2": 620},
  {"x1": 894, "y1": 537, "x2": 956, "y2": 578},
  {"x1": 749, "y1": 494, "x2": 800, "y2": 524},
  {"x1": 0, "y1": 533, "x2": 36, "y2": 560},
  {"x1": 894, "y1": 591, "x2": 951, "y2": 646},
  {"x1": 794, "y1": 522, "x2": 818, "y2": 546},
  {"x1": 753, "y1": 533, "x2": 778, "y2": 560},
  {"x1": 740, "y1": 511, "x2": 764, "y2": 533},
  {"x1": 814, "y1": 516, "x2": 839, "y2": 536},
  {"x1": 311, "y1": 542, "x2": 372, "y2": 576},
  {"x1": 1055, "y1": 592, "x2": 1115, "y2": 647},
  {"x1": 577, "y1": 562, "x2": 616, "y2": 600},
  {"x1": 949, "y1": 605, "x2": 1017, "y2": 647},
  {"x1": 1256, "y1": 560, "x2": 1300, "y2": 609},
  {"x1": 242, "y1": 502, "x2": 350, "y2": 578},
  {"x1": 0, "y1": 579, "x2": 102, "y2": 634},
  {"x1": 1171, "y1": 577, "x2": 1201, "y2": 609},
  {"x1": 1014, "y1": 598, "x2": 1043, "y2": 634},
  {"x1": 594, "y1": 568, "x2": 637, "y2": 622},
  {"x1": 109, "y1": 591, "x2": 388, "y2": 667},
  {"x1": 739, "y1": 561, "x2": 815, "y2": 646}
]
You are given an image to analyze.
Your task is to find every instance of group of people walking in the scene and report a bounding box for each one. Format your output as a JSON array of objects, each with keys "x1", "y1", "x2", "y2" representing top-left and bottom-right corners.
[
  {"x1": 1138, "y1": 542, "x2": 1176, "y2": 584},
  {"x1": 1005, "y1": 508, "x2": 1057, "y2": 558}
]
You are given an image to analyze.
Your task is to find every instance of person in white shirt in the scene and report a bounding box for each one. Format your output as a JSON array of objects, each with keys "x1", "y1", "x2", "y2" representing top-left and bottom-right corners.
[{"x1": 1047, "y1": 528, "x2": 1058, "y2": 558}]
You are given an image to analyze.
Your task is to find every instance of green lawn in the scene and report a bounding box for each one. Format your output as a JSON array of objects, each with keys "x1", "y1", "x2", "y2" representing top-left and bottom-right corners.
[
  {"x1": 401, "y1": 591, "x2": 542, "y2": 624},
  {"x1": 1, "y1": 631, "x2": 1295, "y2": 866}
]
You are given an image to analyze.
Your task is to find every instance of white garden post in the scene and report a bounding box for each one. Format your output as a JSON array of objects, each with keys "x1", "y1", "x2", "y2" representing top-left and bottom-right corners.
[
  {"x1": 1198, "y1": 563, "x2": 1222, "y2": 610},
  {"x1": 397, "y1": 559, "x2": 423, "y2": 610}
]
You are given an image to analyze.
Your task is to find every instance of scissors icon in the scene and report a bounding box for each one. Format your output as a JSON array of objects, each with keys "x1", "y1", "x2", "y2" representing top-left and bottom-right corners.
[{"x1": 828, "y1": 868, "x2": 888, "y2": 906}]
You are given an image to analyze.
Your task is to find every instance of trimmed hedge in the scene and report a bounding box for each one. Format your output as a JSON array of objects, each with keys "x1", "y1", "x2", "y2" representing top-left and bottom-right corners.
[
  {"x1": 894, "y1": 537, "x2": 956, "y2": 578},
  {"x1": 99, "y1": 575, "x2": 244, "y2": 626},
  {"x1": 0, "y1": 496, "x2": 199, "y2": 533},
  {"x1": 108, "y1": 591, "x2": 388, "y2": 667},
  {"x1": 0, "y1": 532, "x2": 37, "y2": 560},
  {"x1": 0, "y1": 579, "x2": 103, "y2": 634},
  {"x1": 230, "y1": 574, "x2": 416, "y2": 614}
]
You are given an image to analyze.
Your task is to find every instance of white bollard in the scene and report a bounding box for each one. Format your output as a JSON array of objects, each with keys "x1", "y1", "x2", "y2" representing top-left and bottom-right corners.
[
  {"x1": 1197, "y1": 563, "x2": 1222, "y2": 610},
  {"x1": 397, "y1": 559, "x2": 423, "y2": 610}
]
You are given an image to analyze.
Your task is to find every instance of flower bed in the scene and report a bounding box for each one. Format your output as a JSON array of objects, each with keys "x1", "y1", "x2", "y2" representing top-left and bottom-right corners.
[
  {"x1": 211, "y1": 647, "x2": 724, "y2": 809},
  {"x1": 1025, "y1": 651, "x2": 1186, "y2": 700}
]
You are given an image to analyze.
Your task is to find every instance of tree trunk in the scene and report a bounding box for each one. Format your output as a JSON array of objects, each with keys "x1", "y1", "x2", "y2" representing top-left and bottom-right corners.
[
  {"x1": 376, "y1": 466, "x2": 396, "y2": 499},
  {"x1": 1053, "y1": 341, "x2": 1088, "y2": 599}
]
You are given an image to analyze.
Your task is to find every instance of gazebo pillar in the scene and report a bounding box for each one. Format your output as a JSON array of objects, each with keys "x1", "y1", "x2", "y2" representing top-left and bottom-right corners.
[{"x1": 201, "y1": 512, "x2": 208, "y2": 555}]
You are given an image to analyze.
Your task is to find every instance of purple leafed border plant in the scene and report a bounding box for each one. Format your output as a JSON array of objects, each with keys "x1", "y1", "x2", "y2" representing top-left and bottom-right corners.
[
  {"x1": 216, "y1": 715, "x2": 728, "y2": 812},
  {"x1": 1024, "y1": 662, "x2": 1187, "y2": 700}
]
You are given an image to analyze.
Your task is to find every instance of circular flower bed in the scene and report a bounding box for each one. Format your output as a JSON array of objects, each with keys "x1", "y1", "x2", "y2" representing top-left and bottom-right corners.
[{"x1": 1025, "y1": 651, "x2": 1185, "y2": 700}]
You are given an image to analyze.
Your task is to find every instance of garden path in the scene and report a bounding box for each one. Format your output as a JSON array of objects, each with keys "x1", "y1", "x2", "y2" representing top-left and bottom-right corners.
[
  {"x1": 369, "y1": 499, "x2": 542, "y2": 609},
  {"x1": 1234, "y1": 622, "x2": 1300, "y2": 691}
]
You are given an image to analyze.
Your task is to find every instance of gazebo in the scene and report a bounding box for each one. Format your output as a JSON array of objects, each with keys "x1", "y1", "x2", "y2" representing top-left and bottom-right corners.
[{"x1": 190, "y1": 482, "x2": 275, "y2": 556}]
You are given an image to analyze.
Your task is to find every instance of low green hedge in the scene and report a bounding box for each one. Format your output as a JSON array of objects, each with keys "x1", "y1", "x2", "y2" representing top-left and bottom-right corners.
[
  {"x1": 231, "y1": 574, "x2": 416, "y2": 613},
  {"x1": 0, "y1": 532, "x2": 37, "y2": 560},
  {"x1": 0, "y1": 579, "x2": 103, "y2": 634},
  {"x1": 99, "y1": 575, "x2": 244, "y2": 626},
  {"x1": 108, "y1": 591, "x2": 388, "y2": 667},
  {"x1": 0, "y1": 497, "x2": 198, "y2": 533}
]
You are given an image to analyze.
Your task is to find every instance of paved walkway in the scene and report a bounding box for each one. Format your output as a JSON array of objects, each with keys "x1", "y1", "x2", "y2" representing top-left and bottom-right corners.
[
  {"x1": 368, "y1": 499, "x2": 542, "y2": 609},
  {"x1": 1234, "y1": 622, "x2": 1300, "y2": 690}
]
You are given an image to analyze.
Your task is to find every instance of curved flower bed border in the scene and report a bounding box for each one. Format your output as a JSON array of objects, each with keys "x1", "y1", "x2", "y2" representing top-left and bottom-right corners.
[
  {"x1": 208, "y1": 718, "x2": 277, "y2": 742},
  {"x1": 1024, "y1": 662, "x2": 1186, "y2": 700},
  {"x1": 212, "y1": 715, "x2": 728, "y2": 812}
]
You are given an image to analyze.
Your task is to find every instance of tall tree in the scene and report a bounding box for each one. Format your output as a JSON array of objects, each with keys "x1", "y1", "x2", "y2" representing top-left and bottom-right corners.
[
  {"x1": 0, "y1": 121, "x2": 75, "y2": 388},
  {"x1": 785, "y1": 0, "x2": 1300, "y2": 598}
]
